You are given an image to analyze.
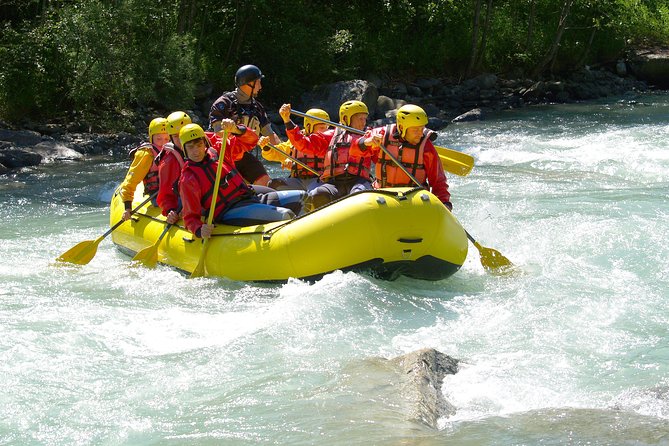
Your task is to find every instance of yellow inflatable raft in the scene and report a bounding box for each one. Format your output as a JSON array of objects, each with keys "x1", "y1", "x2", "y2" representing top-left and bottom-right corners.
[{"x1": 110, "y1": 185, "x2": 468, "y2": 281}]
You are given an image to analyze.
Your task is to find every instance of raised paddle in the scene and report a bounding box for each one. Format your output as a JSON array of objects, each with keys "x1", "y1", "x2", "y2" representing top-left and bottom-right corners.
[
  {"x1": 265, "y1": 143, "x2": 320, "y2": 176},
  {"x1": 190, "y1": 129, "x2": 228, "y2": 279},
  {"x1": 291, "y1": 109, "x2": 513, "y2": 273},
  {"x1": 131, "y1": 223, "x2": 172, "y2": 268},
  {"x1": 289, "y1": 109, "x2": 474, "y2": 177},
  {"x1": 435, "y1": 146, "x2": 474, "y2": 176},
  {"x1": 57, "y1": 192, "x2": 157, "y2": 265}
]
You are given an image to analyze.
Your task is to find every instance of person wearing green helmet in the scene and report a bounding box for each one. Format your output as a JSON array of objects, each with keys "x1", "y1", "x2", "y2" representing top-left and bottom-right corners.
[
  {"x1": 352, "y1": 104, "x2": 452, "y2": 210},
  {"x1": 119, "y1": 117, "x2": 169, "y2": 221},
  {"x1": 208, "y1": 64, "x2": 280, "y2": 187}
]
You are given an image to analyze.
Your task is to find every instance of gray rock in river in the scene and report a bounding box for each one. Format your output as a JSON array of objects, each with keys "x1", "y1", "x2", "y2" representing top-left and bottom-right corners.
[{"x1": 388, "y1": 347, "x2": 459, "y2": 429}]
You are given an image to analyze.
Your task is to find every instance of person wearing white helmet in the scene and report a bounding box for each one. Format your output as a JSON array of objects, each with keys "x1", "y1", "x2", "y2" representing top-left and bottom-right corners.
[{"x1": 352, "y1": 104, "x2": 452, "y2": 210}]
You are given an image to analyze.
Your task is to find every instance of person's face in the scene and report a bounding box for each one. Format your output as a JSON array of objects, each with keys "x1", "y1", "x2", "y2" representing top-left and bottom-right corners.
[
  {"x1": 184, "y1": 138, "x2": 207, "y2": 162},
  {"x1": 349, "y1": 113, "x2": 368, "y2": 131},
  {"x1": 312, "y1": 123, "x2": 328, "y2": 134},
  {"x1": 252, "y1": 78, "x2": 262, "y2": 96},
  {"x1": 403, "y1": 126, "x2": 425, "y2": 145},
  {"x1": 152, "y1": 133, "x2": 170, "y2": 149}
]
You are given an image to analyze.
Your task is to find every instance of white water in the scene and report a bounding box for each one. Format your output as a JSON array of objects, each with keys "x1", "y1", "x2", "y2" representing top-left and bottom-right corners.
[{"x1": 1, "y1": 94, "x2": 669, "y2": 445}]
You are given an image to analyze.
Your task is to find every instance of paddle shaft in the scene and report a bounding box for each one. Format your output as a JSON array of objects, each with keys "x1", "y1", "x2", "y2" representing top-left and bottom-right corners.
[
  {"x1": 106, "y1": 192, "x2": 157, "y2": 240},
  {"x1": 206, "y1": 131, "x2": 228, "y2": 226},
  {"x1": 155, "y1": 223, "x2": 172, "y2": 243},
  {"x1": 266, "y1": 143, "x2": 319, "y2": 176},
  {"x1": 190, "y1": 130, "x2": 228, "y2": 278}
]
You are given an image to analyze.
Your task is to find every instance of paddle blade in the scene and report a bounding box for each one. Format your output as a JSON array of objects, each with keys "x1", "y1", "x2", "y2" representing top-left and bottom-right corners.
[
  {"x1": 473, "y1": 241, "x2": 515, "y2": 274},
  {"x1": 131, "y1": 244, "x2": 159, "y2": 268},
  {"x1": 189, "y1": 258, "x2": 205, "y2": 278},
  {"x1": 56, "y1": 239, "x2": 101, "y2": 265},
  {"x1": 439, "y1": 154, "x2": 474, "y2": 176},
  {"x1": 435, "y1": 146, "x2": 475, "y2": 176},
  {"x1": 189, "y1": 239, "x2": 209, "y2": 279}
]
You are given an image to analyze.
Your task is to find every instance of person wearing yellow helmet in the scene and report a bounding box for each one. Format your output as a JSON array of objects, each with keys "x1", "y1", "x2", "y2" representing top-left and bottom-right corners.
[
  {"x1": 208, "y1": 64, "x2": 280, "y2": 187},
  {"x1": 262, "y1": 107, "x2": 330, "y2": 192},
  {"x1": 277, "y1": 101, "x2": 373, "y2": 210},
  {"x1": 156, "y1": 111, "x2": 193, "y2": 224},
  {"x1": 119, "y1": 117, "x2": 169, "y2": 221},
  {"x1": 352, "y1": 104, "x2": 452, "y2": 209},
  {"x1": 177, "y1": 123, "x2": 306, "y2": 238}
]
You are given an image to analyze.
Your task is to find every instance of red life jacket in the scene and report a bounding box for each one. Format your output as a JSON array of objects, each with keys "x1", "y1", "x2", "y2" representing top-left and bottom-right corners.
[
  {"x1": 290, "y1": 145, "x2": 324, "y2": 179},
  {"x1": 322, "y1": 128, "x2": 371, "y2": 181},
  {"x1": 183, "y1": 155, "x2": 253, "y2": 219},
  {"x1": 375, "y1": 124, "x2": 430, "y2": 187},
  {"x1": 129, "y1": 142, "x2": 161, "y2": 195},
  {"x1": 157, "y1": 143, "x2": 186, "y2": 170}
]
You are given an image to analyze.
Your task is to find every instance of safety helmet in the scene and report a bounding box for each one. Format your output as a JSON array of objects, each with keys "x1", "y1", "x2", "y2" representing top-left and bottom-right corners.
[
  {"x1": 179, "y1": 123, "x2": 206, "y2": 148},
  {"x1": 303, "y1": 108, "x2": 330, "y2": 135},
  {"x1": 396, "y1": 104, "x2": 428, "y2": 138},
  {"x1": 235, "y1": 64, "x2": 264, "y2": 87},
  {"x1": 339, "y1": 100, "x2": 368, "y2": 126},
  {"x1": 148, "y1": 117, "x2": 168, "y2": 141},
  {"x1": 166, "y1": 111, "x2": 192, "y2": 136}
]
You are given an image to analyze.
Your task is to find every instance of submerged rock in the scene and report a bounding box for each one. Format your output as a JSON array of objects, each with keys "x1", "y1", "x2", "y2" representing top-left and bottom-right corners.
[{"x1": 388, "y1": 348, "x2": 459, "y2": 429}]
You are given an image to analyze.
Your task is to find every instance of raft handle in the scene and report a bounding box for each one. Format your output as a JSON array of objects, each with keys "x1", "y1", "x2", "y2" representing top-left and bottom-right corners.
[
  {"x1": 397, "y1": 237, "x2": 423, "y2": 244},
  {"x1": 183, "y1": 237, "x2": 195, "y2": 243}
]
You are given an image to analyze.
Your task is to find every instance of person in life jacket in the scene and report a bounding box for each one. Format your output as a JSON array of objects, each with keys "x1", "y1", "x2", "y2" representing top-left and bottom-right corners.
[
  {"x1": 208, "y1": 64, "x2": 280, "y2": 187},
  {"x1": 262, "y1": 108, "x2": 330, "y2": 192},
  {"x1": 278, "y1": 101, "x2": 372, "y2": 211},
  {"x1": 119, "y1": 117, "x2": 170, "y2": 221},
  {"x1": 156, "y1": 111, "x2": 193, "y2": 224},
  {"x1": 178, "y1": 124, "x2": 306, "y2": 238},
  {"x1": 352, "y1": 104, "x2": 452, "y2": 210}
]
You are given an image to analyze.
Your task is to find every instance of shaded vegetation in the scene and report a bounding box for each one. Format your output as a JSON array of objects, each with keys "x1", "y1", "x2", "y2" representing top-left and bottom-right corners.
[{"x1": 1, "y1": 0, "x2": 668, "y2": 130}]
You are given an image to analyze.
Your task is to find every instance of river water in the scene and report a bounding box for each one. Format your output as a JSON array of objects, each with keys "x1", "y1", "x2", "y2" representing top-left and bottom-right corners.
[{"x1": 1, "y1": 93, "x2": 669, "y2": 445}]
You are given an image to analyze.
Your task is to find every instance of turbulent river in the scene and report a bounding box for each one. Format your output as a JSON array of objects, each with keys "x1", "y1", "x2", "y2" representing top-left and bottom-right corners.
[{"x1": 2, "y1": 93, "x2": 669, "y2": 445}]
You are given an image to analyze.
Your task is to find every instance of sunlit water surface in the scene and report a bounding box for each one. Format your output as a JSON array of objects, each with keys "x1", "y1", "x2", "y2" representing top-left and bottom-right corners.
[{"x1": 2, "y1": 93, "x2": 669, "y2": 445}]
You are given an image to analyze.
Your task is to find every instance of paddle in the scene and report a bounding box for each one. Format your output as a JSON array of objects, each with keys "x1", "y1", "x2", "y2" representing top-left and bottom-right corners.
[
  {"x1": 57, "y1": 192, "x2": 157, "y2": 265},
  {"x1": 289, "y1": 109, "x2": 474, "y2": 177},
  {"x1": 265, "y1": 143, "x2": 320, "y2": 176},
  {"x1": 131, "y1": 223, "x2": 172, "y2": 268},
  {"x1": 190, "y1": 129, "x2": 228, "y2": 279},
  {"x1": 435, "y1": 146, "x2": 474, "y2": 176},
  {"x1": 291, "y1": 109, "x2": 513, "y2": 273}
]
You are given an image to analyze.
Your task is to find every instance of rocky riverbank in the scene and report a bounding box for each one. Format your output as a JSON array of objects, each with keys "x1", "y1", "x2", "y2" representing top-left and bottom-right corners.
[{"x1": 1, "y1": 50, "x2": 666, "y2": 173}]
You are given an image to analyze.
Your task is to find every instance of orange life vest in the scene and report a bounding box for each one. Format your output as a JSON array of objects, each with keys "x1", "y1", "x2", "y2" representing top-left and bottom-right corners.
[
  {"x1": 375, "y1": 124, "x2": 431, "y2": 187},
  {"x1": 322, "y1": 128, "x2": 371, "y2": 181},
  {"x1": 128, "y1": 142, "x2": 161, "y2": 195},
  {"x1": 290, "y1": 146, "x2": 324, "y2": 179}
]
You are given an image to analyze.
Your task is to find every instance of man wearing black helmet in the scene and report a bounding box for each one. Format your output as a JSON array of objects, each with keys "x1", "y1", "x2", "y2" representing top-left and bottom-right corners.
[{"x1": 208, "y1": 64, "x2": 280, "y2": 186}]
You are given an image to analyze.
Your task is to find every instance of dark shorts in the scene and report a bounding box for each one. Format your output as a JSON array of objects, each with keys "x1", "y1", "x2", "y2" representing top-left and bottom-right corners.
[{"x1": 235, "y1": 151, "x2": 268, "y2": 184}]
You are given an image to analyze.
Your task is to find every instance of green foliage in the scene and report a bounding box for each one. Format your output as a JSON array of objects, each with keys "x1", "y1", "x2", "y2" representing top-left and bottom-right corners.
[{"x1": 1, "y1": 0, "x2": 668, "y2": 128}]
